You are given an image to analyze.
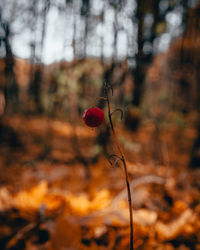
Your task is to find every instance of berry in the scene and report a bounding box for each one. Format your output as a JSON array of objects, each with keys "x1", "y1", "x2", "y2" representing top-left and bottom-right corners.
[{"x1": 83, "y1": 107, "x2": 104, "y2": 127}]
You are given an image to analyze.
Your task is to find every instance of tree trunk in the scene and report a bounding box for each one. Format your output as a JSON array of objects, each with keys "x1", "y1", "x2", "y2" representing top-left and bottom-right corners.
[
  {"x1": 126, "y1": 0, "x2": 160, "y2": 130},
  {"x1": 3, "y1": 23, "x2": 19, "y2": 112}
]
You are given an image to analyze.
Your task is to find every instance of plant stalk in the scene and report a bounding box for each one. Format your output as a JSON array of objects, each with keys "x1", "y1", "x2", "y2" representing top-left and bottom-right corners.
[{"x1": 105, "y1": 87, "x2": 134, "y2": 250}]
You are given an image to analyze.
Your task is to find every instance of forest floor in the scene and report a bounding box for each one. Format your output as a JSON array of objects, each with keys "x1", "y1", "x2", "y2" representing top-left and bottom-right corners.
[{"x1": 0, "y1": 115, "x2": 200, "y2": 250}]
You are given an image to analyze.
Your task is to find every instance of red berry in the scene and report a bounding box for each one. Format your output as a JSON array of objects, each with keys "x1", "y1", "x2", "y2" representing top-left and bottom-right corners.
[{"x1": 83, "y1": 107, "x2": 104, "y2": 127}]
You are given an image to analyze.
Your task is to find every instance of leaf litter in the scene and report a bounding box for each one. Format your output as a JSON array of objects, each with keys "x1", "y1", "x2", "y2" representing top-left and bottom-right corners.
[{"x1": 0, "y1": 115, "x2": 200, "y2": 249}]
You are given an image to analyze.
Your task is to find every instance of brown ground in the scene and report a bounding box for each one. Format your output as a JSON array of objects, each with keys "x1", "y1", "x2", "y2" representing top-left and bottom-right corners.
[{"x1": 0, "y1": 115, "x2": 199, "y2": 250}]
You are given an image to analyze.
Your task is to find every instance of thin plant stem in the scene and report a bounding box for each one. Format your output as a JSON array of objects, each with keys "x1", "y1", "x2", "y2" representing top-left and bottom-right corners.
[{"x1": 104, "y1": 86, "x2": 134, "y2": 250}]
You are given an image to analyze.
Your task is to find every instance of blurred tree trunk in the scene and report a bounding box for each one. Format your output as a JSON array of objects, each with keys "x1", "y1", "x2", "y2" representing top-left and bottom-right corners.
[
  {"x1": 100, "y1": 8, "x2": 104, "y2": 63},
  {"x1": 81, "y1": 0, "x2": 90, "y2": 58},
  {"x1": 28, "y1": 0, "x2": 49, "y2": 114},
  {"x1": 189, "y1": 121, "x2": 200, "y2": 168},
  {"x1": 184, "y1": 1, "x2": 200, "y2": 168},
  {"x1": 126, "y1": 0, "x2": 160, "y2": 130},
  {"x1": 132, "y1": 0, "x2": 145, "y2": 108},
  {"x1": 2, "y1": 22, "x2": 19, "y2": 112},
  {"x1": 28, "y1": 64, "x2": 43, "y2": 114},
  {"x1": 0, "y1": 10, "x2": 21, "y2": 147},
  {"x1": 113, "y1": 9, "x2": 118, "y2": 61},
  {"x1": 72, "y1": 13, "x2": 77, "y2": 59},
  {"x1": 189, "y1": 42, "x2": 200, "y2": 168}
]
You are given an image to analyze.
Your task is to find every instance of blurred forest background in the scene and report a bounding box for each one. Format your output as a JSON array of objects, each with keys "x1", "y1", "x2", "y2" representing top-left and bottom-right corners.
[{"x1": 0, "y1": 0, "x2": 200, "y2": 249}]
